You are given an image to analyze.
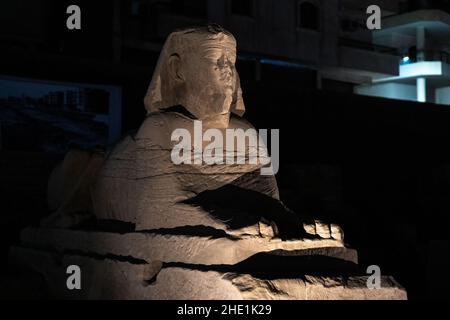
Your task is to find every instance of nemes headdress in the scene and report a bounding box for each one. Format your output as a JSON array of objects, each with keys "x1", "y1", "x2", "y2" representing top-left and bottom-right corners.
[{"x1": 143, "y1": 25, "x2": 246, "y2": 117}]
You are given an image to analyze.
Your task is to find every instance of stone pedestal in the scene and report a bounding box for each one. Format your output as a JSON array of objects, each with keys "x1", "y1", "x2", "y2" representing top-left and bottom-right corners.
[{"x1": 9, "y1": 227, "x2": 407, "y2": 300}]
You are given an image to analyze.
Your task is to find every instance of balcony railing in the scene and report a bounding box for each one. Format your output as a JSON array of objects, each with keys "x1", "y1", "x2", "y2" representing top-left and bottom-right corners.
[
  {"x1": 401, "y1": 50, "x2": 450, "y2": 64},
  {"x1": 339, "y1": 38, "x2": 399, "y2": 55}
]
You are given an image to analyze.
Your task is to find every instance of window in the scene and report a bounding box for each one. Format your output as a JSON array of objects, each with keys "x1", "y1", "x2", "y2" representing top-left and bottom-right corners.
[
  {"x1": 297, "y1": 1, "x2": 319, "y2": 31},
  {"x1": 231, "y1": 0, "x2": 253, "y2": 17}
]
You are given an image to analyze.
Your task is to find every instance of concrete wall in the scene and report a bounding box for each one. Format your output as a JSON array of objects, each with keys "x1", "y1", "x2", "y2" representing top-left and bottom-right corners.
[
  {"x1": 341, "y1": 0, "x2": 402, "y2": 15},
  {"x1": 400, "y1": 61, "x2": 443, "y2": 77},
  {"x1": 340, "y1": 46, "x2": 400, "y2": 75},
  {"x1": 436, "y1": 87, "x2": 450, "y2": 105},
  {"x1": 141, "y1": 0, "x2": 400, "y2": 84},
  {"x1": 373, "y1": 31, "x2": 416, "y2": 52},
  {"x1": 207, "y1": 0, "x2": 340, "y2": 66},
  {"x1": 355, "y1": 82, "x2": 417, "y2": 101}
]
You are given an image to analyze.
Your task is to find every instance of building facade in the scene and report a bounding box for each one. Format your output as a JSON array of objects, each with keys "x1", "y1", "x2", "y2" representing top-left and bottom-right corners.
[
  {"x1": 3, "y1": 0, "x2": 450, "y2": 103},
  {"x1": 122, "y1": 0, "x2": 403, "y2": 91},
  {"x1": 356, "y1": 9, "x2": 450, "y2": 105}
]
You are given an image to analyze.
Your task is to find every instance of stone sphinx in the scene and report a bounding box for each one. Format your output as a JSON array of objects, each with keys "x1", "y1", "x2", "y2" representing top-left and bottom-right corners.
[
  {"x1": 9, "y1": 26, "x2": 407, "y2": 300},
  {"x1": 43, "y1": 25, "x2": 340, "y2": 241}
]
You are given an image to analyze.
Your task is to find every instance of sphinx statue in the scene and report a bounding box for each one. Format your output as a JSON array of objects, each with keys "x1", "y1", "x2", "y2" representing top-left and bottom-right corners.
[
  {"x1": 9, "y1": 25, "x2": 407, "y2": 300},
  {"x1": 42, "y1": 25, "x2": 341, "y2": 241}
]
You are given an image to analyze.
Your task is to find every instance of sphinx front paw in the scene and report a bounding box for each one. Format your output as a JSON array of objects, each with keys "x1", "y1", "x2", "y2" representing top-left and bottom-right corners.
[{"x1": 302, "y1": 219, "x2": 344, "y2": 241}]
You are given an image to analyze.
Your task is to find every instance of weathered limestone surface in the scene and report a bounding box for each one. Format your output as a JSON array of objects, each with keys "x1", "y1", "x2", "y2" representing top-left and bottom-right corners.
[
  {"x1": 20, "y1": 227, "x2": 355, "y2": 266},
  {"x1": 9, "y1": 247, "x2": 406, "y2": 300},
  {"x1": 11, "y1": 26, "x2": 408, "y2": 300}
]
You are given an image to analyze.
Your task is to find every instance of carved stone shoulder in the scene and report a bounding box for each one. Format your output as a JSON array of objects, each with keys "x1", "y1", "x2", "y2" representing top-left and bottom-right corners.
[{"x1": 134, "y1": 112, "x2": 193, "y2": 149}]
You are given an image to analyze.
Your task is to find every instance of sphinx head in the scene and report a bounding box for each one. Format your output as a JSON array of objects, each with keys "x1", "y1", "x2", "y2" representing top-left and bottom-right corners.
[{"x1": 144, "y1": 25, "x2": 245, "y2": 128}]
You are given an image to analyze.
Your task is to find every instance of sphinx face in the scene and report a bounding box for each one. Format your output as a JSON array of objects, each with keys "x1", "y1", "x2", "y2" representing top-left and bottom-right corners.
[{"x1": 182, "y1": 46, "x2": 237, "y2": 128}]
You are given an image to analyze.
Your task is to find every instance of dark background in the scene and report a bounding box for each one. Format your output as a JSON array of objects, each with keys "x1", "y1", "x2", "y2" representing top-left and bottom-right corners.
[{"x1": 2, "y1": 0, "x2": 450, "y2": 299}]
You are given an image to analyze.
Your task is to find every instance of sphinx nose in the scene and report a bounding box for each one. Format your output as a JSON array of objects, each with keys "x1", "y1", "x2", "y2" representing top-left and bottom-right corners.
[
  {"x1": 224, "y1": 61, "x2": 234, "y2": 76},
  {"x1": 220, "y1": 63, "x2": 233, "y2": 77}
]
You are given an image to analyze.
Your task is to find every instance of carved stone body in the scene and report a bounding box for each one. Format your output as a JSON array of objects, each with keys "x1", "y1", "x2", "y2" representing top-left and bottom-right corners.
[
  {"x1": 92, "y1": 112, "x2": 281, "y2": 233},
  {"x1": 44, "y1": 25, "x2": 340, "y2": 240},
  {"x1": 11, "y1": 26, "x2": 408, "y2": 300}
]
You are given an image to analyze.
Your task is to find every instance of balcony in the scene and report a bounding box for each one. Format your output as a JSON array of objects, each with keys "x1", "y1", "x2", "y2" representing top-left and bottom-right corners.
[
  {"x1": 401, "y1": 50, "x2": 450, "y2": 65},
  {"x1": 339, "y1": 38, "x2": 399, "y2": 55},
  {"x1": 338, "y1": 38, "x2": 400, "y2": 77}
]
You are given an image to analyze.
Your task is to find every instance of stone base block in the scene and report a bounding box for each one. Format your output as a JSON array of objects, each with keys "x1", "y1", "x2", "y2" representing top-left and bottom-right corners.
[{"x1": 9, "y1": 246, "x2": 407, "y2": 300}]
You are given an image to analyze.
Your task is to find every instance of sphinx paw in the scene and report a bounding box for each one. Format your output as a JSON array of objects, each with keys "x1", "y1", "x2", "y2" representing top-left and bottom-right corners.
[{"x1": 303, "y1": 219, "x2": 344, "y2": 241}]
